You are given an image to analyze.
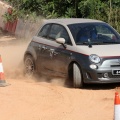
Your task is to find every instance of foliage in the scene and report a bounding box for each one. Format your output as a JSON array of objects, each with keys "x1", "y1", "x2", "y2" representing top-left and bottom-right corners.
[
  {"x1": 78, "y1": 0, "x2": 108, "y2": 20},
  {"x1": 3, "y1": 0, "x2": 120, "y2": 32},
  {"x1": 2, "y1": 8, "x2": 18, "y2": 23}
]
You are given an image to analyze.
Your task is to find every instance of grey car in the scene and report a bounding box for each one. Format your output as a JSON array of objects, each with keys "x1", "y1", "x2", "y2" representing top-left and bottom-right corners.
[{"x1": 24, "y1": 18, "x2": 120, "y2": 88}]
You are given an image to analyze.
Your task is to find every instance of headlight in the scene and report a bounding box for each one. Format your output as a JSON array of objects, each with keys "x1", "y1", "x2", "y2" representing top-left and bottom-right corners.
[{"x1": 89, "y1": 54, "x2": 101, "y2": 63}]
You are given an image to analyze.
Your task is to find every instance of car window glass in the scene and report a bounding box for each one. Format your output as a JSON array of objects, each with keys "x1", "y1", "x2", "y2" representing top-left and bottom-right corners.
[
  {"x1": 48, "y1": 24, "x2": 72, "y2": 45},
  {"x1": 48, "y1": 24, "x2": 61, "y2": 40},
  {"x1": 68, "y1": 24, "x2": 82, "y2": 41},
  {"x1": 76, "y1": 25, "x2": 97, "y2": 43},
  {"x1": 96, "y1": 25, "x2": 112, "y2": 34},
  {"x1": 96, "y1": 25, "x2": 117, "y2": 40},
  {"x1": 38, "y1": 24, "x2": 50, "y2": 37},
  {"x1": 68, "y1": 23, "x2": 119, "y2": 45}
]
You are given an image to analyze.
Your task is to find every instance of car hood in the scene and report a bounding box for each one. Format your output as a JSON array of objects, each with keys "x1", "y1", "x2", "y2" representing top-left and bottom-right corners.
[{"x1": 76, "y1": 44, "x2": 120, "y2": 57}]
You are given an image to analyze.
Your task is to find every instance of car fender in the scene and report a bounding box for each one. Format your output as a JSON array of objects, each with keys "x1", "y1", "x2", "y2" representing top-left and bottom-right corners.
[{"x1": 24, "y1": 46, "x2": 37, "y2": 62}]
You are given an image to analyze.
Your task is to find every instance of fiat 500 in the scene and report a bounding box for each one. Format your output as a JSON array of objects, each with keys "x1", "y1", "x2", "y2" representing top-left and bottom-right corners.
[{"x1": 24, "y1": 18, "x2": 120, "y2": 88}]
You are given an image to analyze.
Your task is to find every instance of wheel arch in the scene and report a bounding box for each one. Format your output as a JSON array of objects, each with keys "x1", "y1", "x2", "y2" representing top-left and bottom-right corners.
[
  {"x1": 24, "y1": 48, "x2": 37, "y2": 63},
  {"x1": 24, "y1": 50, "x2": 37, "y2": 65}
]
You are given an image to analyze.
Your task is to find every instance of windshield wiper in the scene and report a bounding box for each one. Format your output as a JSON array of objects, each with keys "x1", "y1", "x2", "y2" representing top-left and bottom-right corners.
[
  {"x1": 76, "y1": 39, "x2": 92, "y2": 48},
  {"x1": 77, "y1": 41, "x2": 120, "y2": 45},
  {"x1": 76, "y1": 42, "x2": 88, "y2": 45},
  {"x1": 102, "y1": 41, "x2": 120, "y2": 44}
]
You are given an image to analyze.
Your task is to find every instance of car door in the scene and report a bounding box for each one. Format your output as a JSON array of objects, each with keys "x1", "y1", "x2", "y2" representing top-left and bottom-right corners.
[
  {"x1": 39, "y1": 23, "x2": 68, "y2": 74},
  {"x1": 35, "y1": 23, "x2": 67, "y2": 74},
  {"x1": 36, "y1": 23, "x2": 73, "y2": 77},
  {"x1": 46, "y1": 24, "x2": 73, "y2": 77}
]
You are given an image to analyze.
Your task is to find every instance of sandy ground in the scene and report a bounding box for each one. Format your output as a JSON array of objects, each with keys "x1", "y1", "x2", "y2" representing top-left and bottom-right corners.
[{"x1": 0, "y1": 33, "x2": 120, "y2": 120}]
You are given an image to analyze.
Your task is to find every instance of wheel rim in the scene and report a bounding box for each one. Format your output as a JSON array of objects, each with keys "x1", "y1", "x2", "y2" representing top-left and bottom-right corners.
[{"x1": 25, "y1": 57, "x2": 34, "y2": 76}]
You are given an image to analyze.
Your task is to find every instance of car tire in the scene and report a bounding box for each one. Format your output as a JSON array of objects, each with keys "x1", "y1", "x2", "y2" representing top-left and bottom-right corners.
[
  {"x1": 73, "y1": 63, "x2": 83, "y2": 88},
  {"x1": 24, "y1": 55, "x2": 35, "y2": 77}
]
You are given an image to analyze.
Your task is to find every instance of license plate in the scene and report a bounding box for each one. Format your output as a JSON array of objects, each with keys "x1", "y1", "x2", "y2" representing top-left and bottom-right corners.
[{"x1": 112, "y1": 70, "x2": 120, "y2": 75}]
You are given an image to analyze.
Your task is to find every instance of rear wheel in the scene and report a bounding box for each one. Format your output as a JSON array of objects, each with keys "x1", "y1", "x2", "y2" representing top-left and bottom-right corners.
[
  {"x1": 73, "y1": 63, "x2": 83, "y2": 88},
  {"x1": 24, "y1": 55, "x2": 35, "y2": 77}
]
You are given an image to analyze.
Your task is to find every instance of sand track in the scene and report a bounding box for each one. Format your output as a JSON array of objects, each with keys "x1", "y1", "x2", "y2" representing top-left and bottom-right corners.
[{"x1": 0, "y1": 34, "x2": 119, "y2": 120}]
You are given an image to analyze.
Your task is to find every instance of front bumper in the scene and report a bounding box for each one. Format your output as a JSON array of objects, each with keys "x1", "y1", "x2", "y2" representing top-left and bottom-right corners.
[{"x1": 83, "y1": 68, "x2": 120, "y2": 84}]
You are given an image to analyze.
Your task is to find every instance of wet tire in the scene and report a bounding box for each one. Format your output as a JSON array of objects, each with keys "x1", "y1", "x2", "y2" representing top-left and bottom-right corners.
[
  {"x1": 73, "y1": 63, "x2": 83, "y2": 88},
  {"x1": 24, "y1": 55, "x2": 35, "y2": 77}
]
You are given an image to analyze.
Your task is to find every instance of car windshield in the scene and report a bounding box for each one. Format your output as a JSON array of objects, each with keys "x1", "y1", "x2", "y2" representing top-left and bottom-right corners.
[{"x1": 68, "y1": 23, "x2": 120, "y2": 45}]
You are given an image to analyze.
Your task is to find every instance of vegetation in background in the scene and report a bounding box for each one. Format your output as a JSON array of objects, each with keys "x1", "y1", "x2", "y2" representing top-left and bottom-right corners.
[
  {"x1": 2, "y1": 8, "x2": 18, "y2": 23},
  {"x1": 3, "y1": 0, "x2": 120, "y2": 32}
]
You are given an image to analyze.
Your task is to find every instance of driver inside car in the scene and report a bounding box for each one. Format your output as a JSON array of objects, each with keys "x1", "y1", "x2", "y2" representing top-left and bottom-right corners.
[{"x1": 78, "y1": 27, "x2": 98, "y2": 42}]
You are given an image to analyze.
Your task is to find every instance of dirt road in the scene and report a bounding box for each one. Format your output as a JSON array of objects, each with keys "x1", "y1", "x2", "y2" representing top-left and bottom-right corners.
[{"x1": 0, "y1": 33, "x2": 119, "y2": 120}]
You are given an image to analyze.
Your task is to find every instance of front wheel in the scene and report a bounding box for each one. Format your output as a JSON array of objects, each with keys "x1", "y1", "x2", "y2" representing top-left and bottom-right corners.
[
  {"x1": 73, "y1": 63, "x2": 83, "y2": 88},
  {"x1": 24, "y1": 55, "x2": 35, "y2": 77}
]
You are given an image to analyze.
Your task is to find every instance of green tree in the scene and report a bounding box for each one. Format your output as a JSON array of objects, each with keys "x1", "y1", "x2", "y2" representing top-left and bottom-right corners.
[{"x1": 3, "y1": 0, "x2": 120, "y2": 32}]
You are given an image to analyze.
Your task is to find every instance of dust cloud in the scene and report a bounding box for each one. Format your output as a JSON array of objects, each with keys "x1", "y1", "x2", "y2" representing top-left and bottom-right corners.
[
  {"x1": 0, "y1": 37, "x2": 29, "y2": 79},
  {"x1": 0, "y1": 35, "x2": 66, "y2": 87}
]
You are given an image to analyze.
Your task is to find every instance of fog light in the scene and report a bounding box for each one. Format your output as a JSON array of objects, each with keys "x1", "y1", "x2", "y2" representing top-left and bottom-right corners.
[
  {"x1": 104, "y1": 73, "x2": 109, "y2": 78},
  {"x1": 90, "y1": 64, "x2": 97, "y2": 69}
]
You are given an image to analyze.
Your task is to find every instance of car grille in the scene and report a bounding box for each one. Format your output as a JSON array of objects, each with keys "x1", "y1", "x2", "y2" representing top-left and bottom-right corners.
[
  {"x1": 97, "y1": 72, "x2": 120, "y2": 78},
  {"x1": 111, "y1": 65, "x2": 120, "y2": 67},
  {"x1": 101, "y1": 59, "x2": 120, "y2": 68}
]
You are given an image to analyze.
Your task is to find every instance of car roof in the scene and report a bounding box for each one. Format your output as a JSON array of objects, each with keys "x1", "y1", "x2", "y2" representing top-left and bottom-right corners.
[{"x1": 44, "y1": 18, "x2": 104, "y2": 25}]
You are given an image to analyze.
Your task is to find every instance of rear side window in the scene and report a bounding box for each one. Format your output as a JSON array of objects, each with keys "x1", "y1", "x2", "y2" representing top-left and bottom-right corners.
[{"x1": 38, "y1": 24, "x2": 51, "y2": 37}]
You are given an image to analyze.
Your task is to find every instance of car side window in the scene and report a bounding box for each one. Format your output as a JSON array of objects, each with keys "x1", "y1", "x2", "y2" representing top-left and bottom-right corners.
[
  {"x1": 48, "y1": 24, "x2": 72, "y2": 45},
  {"x1": 38, "y1": 24, "x2": 51, "y2": 38}
]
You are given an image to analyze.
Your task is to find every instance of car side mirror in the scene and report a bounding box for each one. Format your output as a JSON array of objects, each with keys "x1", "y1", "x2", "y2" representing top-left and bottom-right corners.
[
  {"x1": 56, "y1": 38, "x2": 65, "y2": 44},
  {"x1": 56, "y1": 38, "x2": 67, "y2": 48}
]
